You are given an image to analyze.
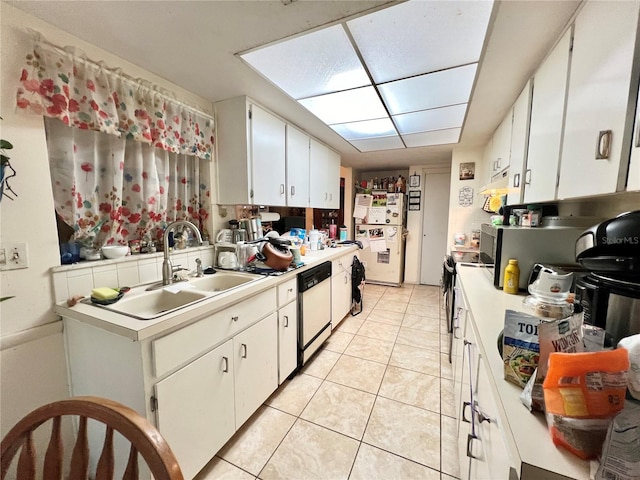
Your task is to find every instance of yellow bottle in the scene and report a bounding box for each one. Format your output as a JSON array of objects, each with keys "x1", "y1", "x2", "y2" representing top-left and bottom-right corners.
[{"x1": 503, "y1": 259, "x2": 520, "y2": 294}]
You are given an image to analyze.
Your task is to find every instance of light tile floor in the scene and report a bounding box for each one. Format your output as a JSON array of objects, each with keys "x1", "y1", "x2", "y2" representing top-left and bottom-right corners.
[{"x1": 196, "y1": 283, "x2": 460, "y2": 480}]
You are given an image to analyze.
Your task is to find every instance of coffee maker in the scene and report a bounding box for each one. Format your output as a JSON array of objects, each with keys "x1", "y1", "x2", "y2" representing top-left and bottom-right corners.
[{"x1": 574, "y1": 210, "x2": 640, "y2": 346}]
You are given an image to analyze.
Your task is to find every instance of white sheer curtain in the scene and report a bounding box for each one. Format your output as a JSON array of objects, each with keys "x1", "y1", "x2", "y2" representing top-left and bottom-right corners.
[{"x1": 45, "y1": 118, "x2": 210, "y2": 248}]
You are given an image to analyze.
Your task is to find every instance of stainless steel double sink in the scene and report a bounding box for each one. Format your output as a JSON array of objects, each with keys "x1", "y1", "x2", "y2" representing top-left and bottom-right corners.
[{"x1": 88, "y1": 271, "x2": 266, "y2": 320}]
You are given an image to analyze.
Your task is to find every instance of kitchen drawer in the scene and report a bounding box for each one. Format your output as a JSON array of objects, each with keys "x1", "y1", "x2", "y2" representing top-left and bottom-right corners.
[
  {"x1": 331, "y1": 254, "x2": 352, "y2": 278},
  {"x1": 152, "y1": 288, "x2": 276, "y2": 377},
  {"x1": 277, "y1": 278, "x2": 297, "y2": 307}
]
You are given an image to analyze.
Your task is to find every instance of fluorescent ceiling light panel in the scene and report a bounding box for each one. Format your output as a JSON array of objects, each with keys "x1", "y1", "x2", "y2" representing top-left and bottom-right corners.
[
  {"x1": 241, "y1": 24, "x2": 370, "y2": 99},
  {"x1": 350, "y1": 135, "x2": 405, "y2": 152},
  {"x1": 330, "y1": 117, "x2": 397, "y2": 140},
  {"x1": 403, "y1": 128, "x2": 461, "y2": 148},
  {"x1": 239, "y1": 0, "x2": 493, "y2": 152},
  {"x1": 346, "y1": 0, "x2": 493, "y2": 83},
  {"x1": 393, "y1": 104, "x2": 468, "y2": 135},
  {"x1": 298, "y1": 87, "x2": 388, "y2": 125},
  {"x1": 379, "y1": 64, "x2": 478, "y2": 115}
]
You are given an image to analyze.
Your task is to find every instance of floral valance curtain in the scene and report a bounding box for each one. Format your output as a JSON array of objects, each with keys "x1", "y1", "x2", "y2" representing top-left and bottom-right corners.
[
  {"x1": 45, "y1": 117, "x2": 210, "y2": 247},
  {"x1": 17, "y1": 32, "x2": 215, "y2": 160}
]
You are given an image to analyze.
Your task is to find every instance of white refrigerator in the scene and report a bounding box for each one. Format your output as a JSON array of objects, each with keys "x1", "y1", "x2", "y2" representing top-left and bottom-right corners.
[{"x1": 354, "y1": 192, "x2": 406, "y2": 286}]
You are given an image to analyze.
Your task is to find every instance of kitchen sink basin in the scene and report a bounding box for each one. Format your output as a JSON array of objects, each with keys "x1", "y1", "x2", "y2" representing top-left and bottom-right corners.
[
  {"x1": 188, "y1": 271, "x2": 265, "y2": 292},
  {"x1": 100, "y1": 288, "x2": 211, "y2": 320}
]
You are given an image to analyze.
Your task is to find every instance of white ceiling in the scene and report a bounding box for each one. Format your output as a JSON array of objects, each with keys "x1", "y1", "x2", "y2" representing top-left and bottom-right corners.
[{"x1": 8, "y1": 0, "x2": 582, "y2": 171}]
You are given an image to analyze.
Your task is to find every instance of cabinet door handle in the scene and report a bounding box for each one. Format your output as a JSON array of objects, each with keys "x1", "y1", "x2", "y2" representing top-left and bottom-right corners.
[
  {"x1": 222, "y1": 356, "x2": 229, "y2": 373},
  {"x1": 280, "y1": 184, "x2": 285, "y2": 195},
  {"x1": 283, "y1": 315, "x2": 289, "y2": 328},
  {"x1": 473, "y1": 400, "x2": 492, "y2": 424},
  {"x1": 453, "y1": 326, "x2": 460, "y2": 339},
  {"x1": 513, "y1": 173, "x2": 520, "y2": 188},
  {"x1": 462, "y1": 401, "x2": 473, "y2": 423},
  {"x1": 241, "y1": 343, "x2": 247, "y2": 358},
  {"x1": 344, "y1": 274, "x2": 348, "y2": 284},
  {"x1": 524, "y1": 169, "x2": 532, "y2": 185},
  {"x1": 325, "y1": 192, "x2": 328, "y2": 201},
  {"x1": 288, "y1": 287, "x2": 293, "y2": 293},
  {"x1": 291, "y1": 185, "x2": 295, "y2": 196},
  {"x1": 636, "y1": 122, "x2": 640, "y2": 148},
  {"x1": 596, "y1": 130, "x2": 612, "y2": 159},
  {"x1": 466, "y1": 433, "x2": 478, "y2": 459},
  {"x1": 232, "y1": 315, "x2": 239, "y2": 322}
]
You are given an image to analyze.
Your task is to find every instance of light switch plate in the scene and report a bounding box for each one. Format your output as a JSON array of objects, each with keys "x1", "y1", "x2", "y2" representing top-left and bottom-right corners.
[{"x1": 0, "y1": 243, "x2": 29, "y2": 270}]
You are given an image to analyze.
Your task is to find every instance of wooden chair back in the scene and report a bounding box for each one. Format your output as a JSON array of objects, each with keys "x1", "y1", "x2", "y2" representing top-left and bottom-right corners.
[{"x1": 1, "y1": 396, "x2": 184, "y2": 480}]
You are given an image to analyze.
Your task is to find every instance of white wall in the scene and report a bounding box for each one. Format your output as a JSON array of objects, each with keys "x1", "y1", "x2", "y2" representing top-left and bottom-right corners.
[
  {"x1": 0, "y1": 3, "x2": 218, "y2": 439},
  {"x1": 448, "y1": 147, "x2": 492, "y2": 247}
]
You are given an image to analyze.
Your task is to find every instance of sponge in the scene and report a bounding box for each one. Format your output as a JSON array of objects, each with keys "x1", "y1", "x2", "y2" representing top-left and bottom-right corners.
[{"x1": 91, "y1": 287, "x2": 119, "y2": 300}]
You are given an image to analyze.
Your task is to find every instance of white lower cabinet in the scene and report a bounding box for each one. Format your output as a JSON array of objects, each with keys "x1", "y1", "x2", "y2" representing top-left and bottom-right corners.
[
  {"x1": 233, "y1": 312, "x2": 278, "y2": 427},
  {"x1": 331, "y1": 253, "x2": 354, "y2": 328},
  {"x1": 154, "y1": 340, "x2": 235, "y2": 480},
  {"x1": 278, "y1": 301, "x2": 298, "y2": 383},
  {"x1": 63, "y1": 287, "x2": 280, "y2": 480}
]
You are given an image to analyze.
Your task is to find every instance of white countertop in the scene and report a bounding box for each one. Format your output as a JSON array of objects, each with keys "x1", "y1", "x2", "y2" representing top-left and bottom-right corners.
[
  {"x1": 456, "y1": 264, "x2": 590, "y2": 479},
  {"x1": 55, "y1": 245, "x2": 358, "y2": 342}
]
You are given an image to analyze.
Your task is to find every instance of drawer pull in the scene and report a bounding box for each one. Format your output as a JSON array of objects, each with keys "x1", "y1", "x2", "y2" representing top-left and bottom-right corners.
[
  {"x1": 222, "y1": 356, "x2": 229, "y2": 373},
  {"x1": 284, "y1": 315, "x2": 289, "y2": 328},
  {"x1": 232, "y1": 315, "x2": 239, "y2": 322},
  {"x1": 466, "y1": 433, "x2": 478, "y2": 459},
  {"x1": 596, "y1": 130, "x2": 612, "y2": 159},
  {"x1": 241, "y1": 343, "x2": 247, "y2": 358},
  {"x1": 288, "y1": 288, "x2": 293, "y2": 293}
]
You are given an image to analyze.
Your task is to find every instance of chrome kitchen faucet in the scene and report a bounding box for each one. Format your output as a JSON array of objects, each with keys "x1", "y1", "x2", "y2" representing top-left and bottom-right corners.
[{"x1": 162, "y1": 220, "x2": 203, "y2": 285}]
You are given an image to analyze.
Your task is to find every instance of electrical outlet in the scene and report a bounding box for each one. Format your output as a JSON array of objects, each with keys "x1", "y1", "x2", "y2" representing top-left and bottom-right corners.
[{"x1": 0, "y1": 243, "x2": 29, "y2": 270}]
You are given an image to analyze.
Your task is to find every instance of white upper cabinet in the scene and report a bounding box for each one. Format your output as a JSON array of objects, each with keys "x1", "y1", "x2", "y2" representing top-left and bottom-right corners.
[
  {"x1": 216, "y1": 96, "x2": 339, "y2": 208},
  {"x1": 628, "y1": 82, "x2": 640, "y2": 191},
  {"x1": 286, "y1": 125, "x2": 311, "y2": 207},
  {"x1": 309, "y1": 138, "x2": 340, "y2": 209},
  {"x1": 557, "y1": 1, "x2": 640, "y2": 198},
  {"x1": 251, "y1": 105, "x2": 288, "y2": 206},
  {"x1": 490, "y1": 112, "x2": 513, "y2": 178},
  {"x1": 215, "y1": 96, "x2": 287, "y2": 206},
  {"x1": 523, "y1": 28, "x2": 572, "y2": 204},
  {"x1": 506, "y1": 81, "x2": 532, "y2": 205}
]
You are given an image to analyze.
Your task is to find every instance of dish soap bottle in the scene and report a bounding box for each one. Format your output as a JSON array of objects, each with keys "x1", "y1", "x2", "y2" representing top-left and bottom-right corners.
[{"x1": 503, "y1": 259, "x2": 520, "y2": 294}]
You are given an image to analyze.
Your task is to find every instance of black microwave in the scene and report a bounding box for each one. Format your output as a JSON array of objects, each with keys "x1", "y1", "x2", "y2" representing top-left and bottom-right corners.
[{"x1": 479, "y1": 223, "x2": 586, "y2": 290}]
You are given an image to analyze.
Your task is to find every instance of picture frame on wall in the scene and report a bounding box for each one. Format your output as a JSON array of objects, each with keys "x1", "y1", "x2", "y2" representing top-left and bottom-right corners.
[
  {"x1": 409, "y1": 174, "x2": 420, "y2": 188},
  {"x1": 459, "y1": 162, "x2": 475, "y2": 180}
]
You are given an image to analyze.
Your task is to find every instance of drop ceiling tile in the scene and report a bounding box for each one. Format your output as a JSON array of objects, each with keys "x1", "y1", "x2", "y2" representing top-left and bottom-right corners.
[
  {"x1": 346, "y1": 0, "x2": 493, "y2": 83},
  {"x1": 331, "y1": 118, "x2": 397, "y2": 140},
  {"x1": 299, "y1": 87, "x2": 388, "y2": 125},
  {"x1": 379, "y1": 64, "x2": 477, "y2": 115},
  {"x1": 350, "y1": 135, "x2": 405, "y2": 152},
  {"x1": 241, "y1": 24, "x2": 370, "y2": 99},
  {"x1": 393, "y1": 104, "x2": 467, "y2": 135},
  {"x1": 402, "y1": 128, "x2": 461, "y2": 148}
]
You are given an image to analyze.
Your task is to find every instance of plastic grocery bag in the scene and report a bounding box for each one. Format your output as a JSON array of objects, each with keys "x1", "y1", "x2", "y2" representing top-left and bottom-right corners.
[{"x1": 543, "y1": 349, "x2": 630, "y2": 459}]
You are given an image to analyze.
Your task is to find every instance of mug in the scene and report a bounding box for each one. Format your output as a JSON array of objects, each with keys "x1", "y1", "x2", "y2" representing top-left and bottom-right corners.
[
  {"x1": 218, "y1": 251, "x2": 238, "y2": 269},
  {"x1": 216, "y1": 229, "x2": 233, "y2": 244}
]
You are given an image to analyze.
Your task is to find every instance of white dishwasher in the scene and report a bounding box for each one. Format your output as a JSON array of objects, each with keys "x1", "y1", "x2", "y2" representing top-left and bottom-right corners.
[{"x1": 298, "y1": 261, "x2": 332, "y2": 367}]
